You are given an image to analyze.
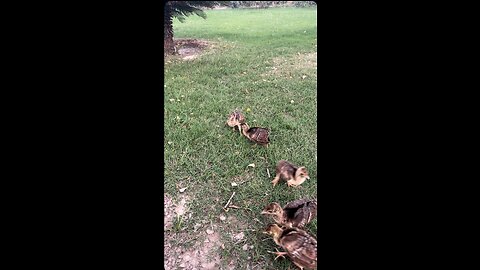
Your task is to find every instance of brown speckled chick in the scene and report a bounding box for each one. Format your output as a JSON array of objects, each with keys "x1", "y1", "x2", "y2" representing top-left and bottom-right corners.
[
  {"x1": 240, "y1": 122, "x2": 270, "y2": 146},
  {"x1": 264, "y1": 224, "x2": 317, "y2": 270},
  {"x1": 271, "y1": 160, "x2": 310, "y2": 187},
  {"x1": 226, "y1": 110, "x2": 246, "y2": 134},
  {"x1": 261, "y1": 199, "x2": 317, "y2": 228}
]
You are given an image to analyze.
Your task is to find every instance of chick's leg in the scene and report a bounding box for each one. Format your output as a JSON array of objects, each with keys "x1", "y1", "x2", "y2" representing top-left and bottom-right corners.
[
  {"x1": 273, "y1": 251, "x2": 288, "y2": 260},
  {"x1": 271, "y1": 175, "x2": 281, "y2": 187},
  {"x1": 292, "y1": 262, "x2": 305, "y2": 270},
  {"x1": 287, "y1": 179, "x2": 296, "y2": 187},
  {"x1": 268, "y1": 248, "x2": 288, "y2": 260}
]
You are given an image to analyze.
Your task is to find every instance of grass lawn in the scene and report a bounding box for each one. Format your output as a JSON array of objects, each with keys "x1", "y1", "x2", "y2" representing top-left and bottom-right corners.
[{"x1": 164, "y1": 7, "x2": 317, "y2": 269}]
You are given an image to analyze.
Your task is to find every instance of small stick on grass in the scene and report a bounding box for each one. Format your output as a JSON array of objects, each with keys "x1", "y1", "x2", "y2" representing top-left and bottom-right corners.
[
  {"x1": 263, "y1": 151, "x2": 271, "y2": 178},
  {"x1": 238, "y1": 178, "x2": 252, "y2": 185},
  {"x1": 253, "y1": 218, "x2": 263, "y2": 224},
  {"x1": 223, "y1": 191, "x2": 236, "y2": 211}
]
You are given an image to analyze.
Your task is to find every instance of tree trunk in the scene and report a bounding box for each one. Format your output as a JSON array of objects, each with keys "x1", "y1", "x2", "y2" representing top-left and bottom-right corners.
[{"x1": 164, "y1": 3, "x2": 175, "y2": 56}]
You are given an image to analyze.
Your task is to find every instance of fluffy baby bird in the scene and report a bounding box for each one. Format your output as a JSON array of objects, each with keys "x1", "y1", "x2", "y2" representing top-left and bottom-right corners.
[
  {"x1": 263, "y1": 224, "x2": 317, "y2": 270},
  {"x1": 261, "y1": 199, "x2": 317, "y2": 228},
  {"x1": 226, "y1": 110, "x2": 246, "y2": 134},
  {"x1": 271, "y1": 160, "x2": 310, "y2": 187},
  {"x1": 240, "y1": 122, "x2": 270, "y2": 146}
]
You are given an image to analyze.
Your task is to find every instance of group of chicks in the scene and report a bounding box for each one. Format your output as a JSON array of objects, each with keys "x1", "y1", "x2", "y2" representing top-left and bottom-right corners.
[{"x1": 226, "y1": 110, "x2": 317, "y2": 270}]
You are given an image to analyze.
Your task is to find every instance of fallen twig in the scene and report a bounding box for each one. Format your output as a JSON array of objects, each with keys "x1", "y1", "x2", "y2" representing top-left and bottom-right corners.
[
  {"x1": 242, "y1": 207, "x2": 254, "y2": 212},
  {"x1": 252, "y1": 264, "x2": 260, "y2": 270},
  {"x1": 263, "y1": 151, "x2": 271, "y2": 178},
  {"x1": 223, "y1": 191, "x2": 236, "y2": 211},
  {"x1": 238, "y1": 178, "x2": 252, "y2": 185},
  {"x1": 234, "y1": 239, "x2": 247, "y2": 245},
  {"x1": 253, "y1": 218, "x2": 263, "y2": 224}
]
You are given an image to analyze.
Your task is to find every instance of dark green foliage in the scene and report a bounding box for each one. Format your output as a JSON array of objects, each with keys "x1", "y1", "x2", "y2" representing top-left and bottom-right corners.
[{"x1": 169, "y1": 1, "x2": 229, "y2": 22}]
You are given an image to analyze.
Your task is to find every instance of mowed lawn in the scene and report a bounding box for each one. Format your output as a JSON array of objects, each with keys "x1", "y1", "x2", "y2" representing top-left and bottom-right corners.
[{"x1": 164, "y1": 7, "x2": 317, "y2": 269}]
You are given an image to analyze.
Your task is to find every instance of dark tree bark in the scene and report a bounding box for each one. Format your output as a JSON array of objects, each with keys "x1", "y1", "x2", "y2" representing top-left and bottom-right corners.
[{"x1": 164, "y1": 2, "x2": 175, "y2": 56}]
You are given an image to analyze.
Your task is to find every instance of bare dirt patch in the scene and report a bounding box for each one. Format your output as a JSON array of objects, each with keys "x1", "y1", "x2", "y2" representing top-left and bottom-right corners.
[
  {"x1": 176, "y1": 230, "x2": 223, "y2": 269},
  {"x1": 164, "y1": 193, "x2": 191, "y2": 231},
  {"x1": 165, "y1": 225, "x2": 225, "y2": 269},
  {"x1": 164, "y1": 192, "x2": 226, "y2": 269},
  {"x1": 174, "y1": 39, "x2": 211, "y2": 61},
  {"x1": 164, "y1": 194, "x2": 175, "y2": 230},
  {"x1": 164, "y1": 189, "x2": 266, "y2": 269},
  {"x1": 263, "y1": 52, "x2": 317, "y2": 78}
]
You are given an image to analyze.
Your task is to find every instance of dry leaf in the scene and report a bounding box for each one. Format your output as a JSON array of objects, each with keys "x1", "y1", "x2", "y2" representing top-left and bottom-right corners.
[
  {"x1": 234, "y1": 232, "x2": 244, "y2": 241},
  {"x1": 302, "y1": 75, "x2": 307, "y2": 79},
  {"x1": 206, "y1": 229, "x2": 214, "y2": 235},
  {"x1": 291, "y1": 100, "x2": 295, "y2": 103},
  {"x1": 246, "y1": 108, "x2": 251, "y2": 112},
  {"x1": 193, "y1": 223, "x2": 202, "y2": 231},
  {"x1": 231, "y1": 182, "x2": 238, "y2": 187},
  {"x1": 167, "y1": 141, "x2": 173, "y2": 145},
  {"x1": 242, "y1": 244, "x2": 249, "y2": 251},
  {"x1": 219, "y1": 215, "x2": 226, "y2": 221},
  {"x1": 169, "y1": 99, "x2": 175, "y2": 102},
  {"x1": 179, "y1": 187, "x2": 187, "y2": 193},
  {"x1": 247, "y1": 163, "x2": 255, "y2": 168}
]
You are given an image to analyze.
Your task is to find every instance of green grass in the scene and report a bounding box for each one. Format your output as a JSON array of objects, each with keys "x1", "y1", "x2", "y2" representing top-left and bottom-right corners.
[{"x1": 165, "y1": 7, "x2": 317, "y2": 269}]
